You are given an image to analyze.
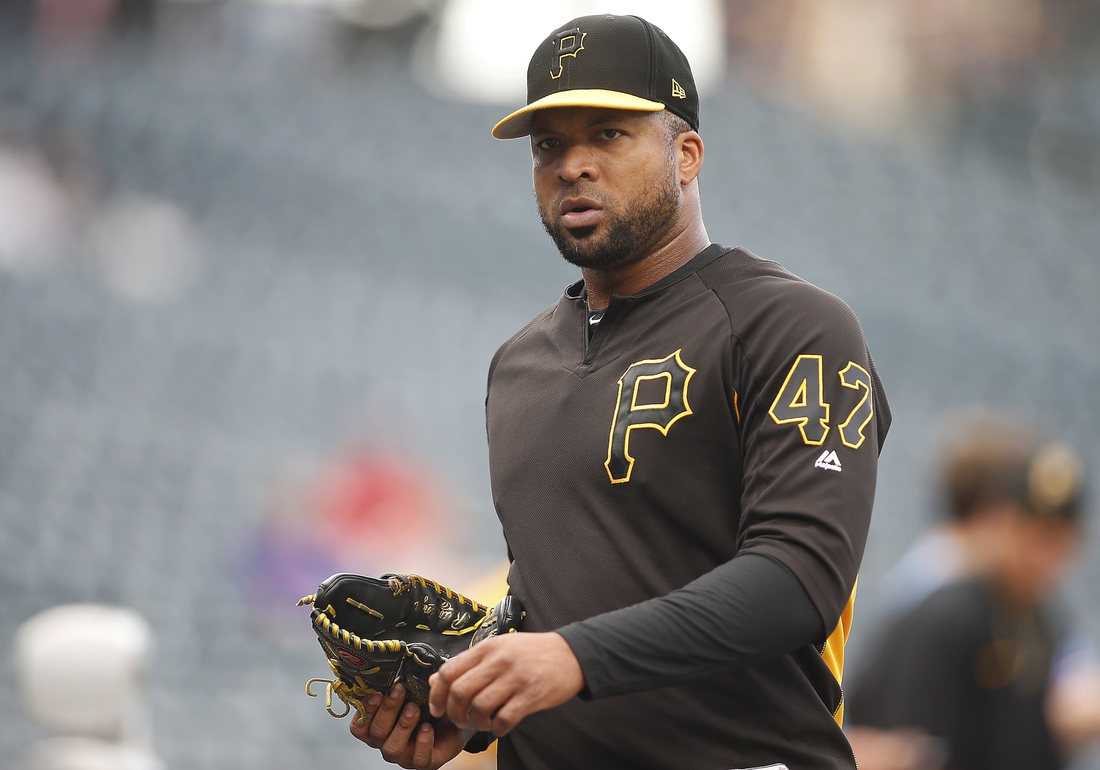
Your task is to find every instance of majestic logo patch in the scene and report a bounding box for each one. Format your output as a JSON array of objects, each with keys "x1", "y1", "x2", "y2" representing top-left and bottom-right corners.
[
  {"x1": 550, "y1": 28, "x2": 586, "y2": 80},
  {"x1": 605, "y1": 350, "x2": 695, "y2": 483},
  {"x1": 815, "y1": 449, "x2": 843, "y2": 472},
  {"x1": 671, "y1": 79, "x2": 687, "y2": 99}
]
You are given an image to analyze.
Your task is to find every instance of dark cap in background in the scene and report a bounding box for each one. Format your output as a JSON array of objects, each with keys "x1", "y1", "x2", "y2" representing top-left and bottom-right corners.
[
  {"x1": 941, "y1": 416, "x2": 1087, "y2": 523},
  {"x1": 492, "y1": 14, "x2": 699, "y2": 140}
]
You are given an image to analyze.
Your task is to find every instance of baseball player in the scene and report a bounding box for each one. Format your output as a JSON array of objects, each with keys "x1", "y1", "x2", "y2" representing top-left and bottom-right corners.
[{"x1": 352, "y1": 14, "x2": 891, "y2": 770}]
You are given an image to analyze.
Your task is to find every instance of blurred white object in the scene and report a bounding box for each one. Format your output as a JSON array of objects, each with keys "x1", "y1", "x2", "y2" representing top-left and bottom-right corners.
[
  {"x1": 417, "y1": 0, "x2": 726, "y2": 104},
  {"x1": 25, "y1": 737, "x2": 167, "y2": 770},
  {"x1": 16, "y1": 605, "x2": 152, "y2": 741},
  {"x1": 14, "y1": 604, "x2": 167, "y2": 770},
  {"x1": 0, "y1": 148, "x2": 71, "y2": 275},
  {"x1": 88, "y1": 195, "x2": 202, "y2": 304}
]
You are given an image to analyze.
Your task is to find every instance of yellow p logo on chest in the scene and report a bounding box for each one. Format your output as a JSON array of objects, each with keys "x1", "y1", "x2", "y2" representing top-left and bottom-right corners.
[{"x1": 605, "y1": 350, "x2": 695, "y2": 483}]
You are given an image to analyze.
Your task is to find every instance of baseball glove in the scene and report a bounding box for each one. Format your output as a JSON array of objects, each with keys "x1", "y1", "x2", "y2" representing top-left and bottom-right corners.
[{"x1": 298, "y1": 572, "x2": 524, "y2": 719}]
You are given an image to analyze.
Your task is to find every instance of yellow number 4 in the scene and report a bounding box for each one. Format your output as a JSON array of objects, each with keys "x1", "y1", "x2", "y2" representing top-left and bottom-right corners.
[{"x1": 769, "y1": 354, "x2": 830, "y2": 445}]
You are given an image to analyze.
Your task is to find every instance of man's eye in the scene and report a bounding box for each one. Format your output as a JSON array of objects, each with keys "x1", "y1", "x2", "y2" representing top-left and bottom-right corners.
[
  {"x1": 535, "y1": 138, "x2": 559, "y2": 150},
  {"x1": 599, "y1": 129, "x2": 622, "y2": 140}
]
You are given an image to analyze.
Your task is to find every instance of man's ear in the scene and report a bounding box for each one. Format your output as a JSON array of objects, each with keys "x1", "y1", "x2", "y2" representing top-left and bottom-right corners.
[{"x1": 676, "y1": 131, "x2": 704, "y2": 185}]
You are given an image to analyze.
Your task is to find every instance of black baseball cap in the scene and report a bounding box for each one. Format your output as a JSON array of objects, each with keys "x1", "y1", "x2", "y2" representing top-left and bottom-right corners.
[
  {"x1": 492, "y1": 14, "x2": 700, "y2": 140},
  {"x1": 944, "y1": 420, "x2": 1087, "y2": 523}
]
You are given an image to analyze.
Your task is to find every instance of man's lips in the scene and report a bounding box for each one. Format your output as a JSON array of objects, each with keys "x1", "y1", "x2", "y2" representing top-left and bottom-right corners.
[{"x1": 559, "y1": 196, "x2": 604, "y2": 230}]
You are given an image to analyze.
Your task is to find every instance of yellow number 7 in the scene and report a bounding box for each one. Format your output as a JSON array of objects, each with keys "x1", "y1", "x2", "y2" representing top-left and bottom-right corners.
[{"x1": 837, "y1": 362, "x2": 873, "y2": 449}]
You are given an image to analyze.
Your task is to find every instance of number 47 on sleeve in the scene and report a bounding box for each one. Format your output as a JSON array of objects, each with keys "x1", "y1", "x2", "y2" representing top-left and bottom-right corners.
[{"x1": 768, "y1": 355, "x2": 873, "y2": 449}]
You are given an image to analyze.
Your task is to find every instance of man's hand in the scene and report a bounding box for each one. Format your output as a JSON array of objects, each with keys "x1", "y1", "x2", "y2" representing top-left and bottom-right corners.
[
  {"x1": 427, "y1": 631, "x2": 585, "y2": 736},
  {"x1": 350, "y1": 683, "x2": 476, "y2": 770}
]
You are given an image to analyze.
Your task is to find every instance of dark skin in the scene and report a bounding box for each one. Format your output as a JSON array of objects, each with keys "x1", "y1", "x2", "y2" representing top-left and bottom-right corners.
[
  {"x1": 351, "y1": 106, "x2": 709, "y2": 769},
  {"x1": 532, "y1": 107, "x2": 709, "y2": 308}
]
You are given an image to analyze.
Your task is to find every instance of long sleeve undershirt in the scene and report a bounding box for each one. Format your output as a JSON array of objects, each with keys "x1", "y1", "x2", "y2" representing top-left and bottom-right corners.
[{"x1": 555, "y1": 552, "x2": 826, "y2": 700}]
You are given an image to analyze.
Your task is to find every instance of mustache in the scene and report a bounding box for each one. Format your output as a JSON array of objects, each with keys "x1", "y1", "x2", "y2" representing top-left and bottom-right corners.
[{"x1": 553, "y1": 185, "x2": 611, "y2": 212}]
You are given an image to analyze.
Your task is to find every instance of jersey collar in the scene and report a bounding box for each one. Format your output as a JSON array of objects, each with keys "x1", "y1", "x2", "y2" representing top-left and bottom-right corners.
[{"x1": 563, "y1": 242, "x2": 729, "y2": 305}]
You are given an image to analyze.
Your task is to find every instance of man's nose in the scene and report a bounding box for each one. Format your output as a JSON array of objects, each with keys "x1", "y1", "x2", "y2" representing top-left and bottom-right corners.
[{"x1": 557, "y1": 144, "x2": 598, "y2": 183}]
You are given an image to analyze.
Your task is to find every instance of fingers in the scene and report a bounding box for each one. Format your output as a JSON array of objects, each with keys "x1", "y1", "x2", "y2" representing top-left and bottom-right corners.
[
  {"x1": 488, "y1": 693, "x2": 531, "y2": 736},
  {"x1": 428, "y1": 643, "x2": 488, "y2": 718},
  {"x1": 349, "y1": 691, "x2": 385, "y2": 745},
  {"x1": 427, "y1": 673, "x2": 445, "y2": 718},
  {"x1": 373, "y1": 684, "x2": 411, "y2": 745},
  {"x1": 349, "y1": 683, "x2": 472, "y2": 770},
  {"x1": 438, "y1": 632, "x2": 586, "y2": 735},
  {"x1": 379, "y1": 701, "x2": 422, "y2": 765},
  {"x1": 468, "y1": 677, "x2": 519, "y2": 732},
  {"x1": 349, "y1": 683, "x2": 417, "y2": 752},
  {"x1": 442, "y1": 647, "x2": 505, "y2": 728},
  {"x1": 411, "y1": 722, "x2": 435, "y2": 769},
  {"x1": 466, "y1": 673, "x2": 538, "y2": 736},
  {"x1": 427, "y1": 673, "x2": 445, "y2": 719}
]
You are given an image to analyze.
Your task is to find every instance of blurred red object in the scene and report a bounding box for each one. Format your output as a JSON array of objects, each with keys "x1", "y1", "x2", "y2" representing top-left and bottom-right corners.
[
  {"x1": 313, "y1": 453, "x2": 440, "y2": 557},
  {"x1": 34, "y1": 0, "x2": 117, "y2": 52}
]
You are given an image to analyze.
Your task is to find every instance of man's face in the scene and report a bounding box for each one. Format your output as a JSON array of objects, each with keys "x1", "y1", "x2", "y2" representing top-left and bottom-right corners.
[
  {"x1": 1003, "y1": 512, "x2": 1077, "y2": 603},
  {"x1": 982, "y1": 502, "x2": 1078, "y2": 604},
  {"x1": 529, "y1": 107, "x2": 681, "y2": 270}
]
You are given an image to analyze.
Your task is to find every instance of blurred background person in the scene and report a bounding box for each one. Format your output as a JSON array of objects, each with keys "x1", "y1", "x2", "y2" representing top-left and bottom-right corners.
[{"x1": 846, "y1": 414, "x2": 1099, "y2": 770}]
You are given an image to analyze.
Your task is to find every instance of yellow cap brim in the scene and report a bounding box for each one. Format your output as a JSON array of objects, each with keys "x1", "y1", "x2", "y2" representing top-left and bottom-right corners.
[{"x1": 492, "y1": 89, "x2": 665, "y2": 140}]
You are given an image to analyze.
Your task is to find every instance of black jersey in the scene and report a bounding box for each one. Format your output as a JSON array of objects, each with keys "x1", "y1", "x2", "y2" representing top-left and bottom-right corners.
[
  {"x1": 847, "y1": 578, "x2": 1064, "y2": 770},
  {"x1": 485, "y1": 244, "x2": 891, "y2": 770}
]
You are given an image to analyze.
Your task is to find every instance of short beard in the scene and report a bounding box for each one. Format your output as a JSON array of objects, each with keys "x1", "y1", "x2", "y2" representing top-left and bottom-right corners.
[{"x1": 539, "y1": 173, "x2": 681, "y2": 270}]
